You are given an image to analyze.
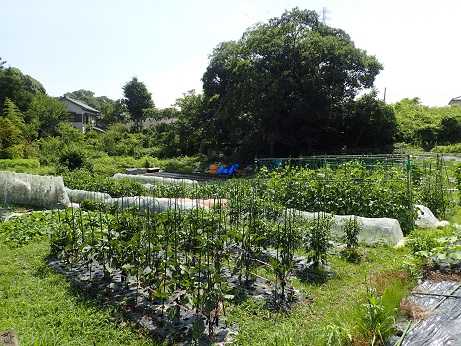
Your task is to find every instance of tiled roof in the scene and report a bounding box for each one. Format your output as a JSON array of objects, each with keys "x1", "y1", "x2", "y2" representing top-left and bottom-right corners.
[{"x1": 62, "y1": 96, "x2": 100, "y2": 113}]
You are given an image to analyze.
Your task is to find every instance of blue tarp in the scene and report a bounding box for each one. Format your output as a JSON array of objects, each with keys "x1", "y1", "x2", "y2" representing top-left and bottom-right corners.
[{"x1": 216, "y1": 163, "x2": 239, "y2": 176}]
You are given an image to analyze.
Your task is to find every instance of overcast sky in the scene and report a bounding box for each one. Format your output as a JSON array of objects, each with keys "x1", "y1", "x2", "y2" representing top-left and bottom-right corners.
[{"x1": 2, "y1": 0, "x2": 460, "y2": 108}]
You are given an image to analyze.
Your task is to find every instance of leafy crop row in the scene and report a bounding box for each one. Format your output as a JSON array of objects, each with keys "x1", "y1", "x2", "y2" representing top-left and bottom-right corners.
[{"x1": 261, "y1": 162, "x2": 416, "y2": 233}]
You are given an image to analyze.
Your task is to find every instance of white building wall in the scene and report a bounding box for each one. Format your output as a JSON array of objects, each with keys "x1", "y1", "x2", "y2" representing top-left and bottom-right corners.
[{"x1": 61, "y1": 99, "x2": 91, "y2": 132}]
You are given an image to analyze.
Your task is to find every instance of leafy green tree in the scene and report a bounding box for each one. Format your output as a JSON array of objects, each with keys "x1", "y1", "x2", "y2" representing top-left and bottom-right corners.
[
  {"x1": 26, "y1": 94, "x2": 68, "y2": 137},
  {"x1": 173, "y1": 90, "x2": 205, "y2": 155},
  {"x1": 202, "y1": 8, "x2": 383, "y2": 159},
  {"x1": 0, "y1": 98, "x2": 26, "y2": 158},
  {"x1": 101, "y1": 99, "x2": 129, "y2": 125},
  {"x1": 438, "y1": 115, "x2": 461, "y2": 144},
  {"x1": 393, "y1": 98, "x2": 461, "y2": 149},
  {"x1": 0, "y1": 66, "x2": 46, "y2": 113},
  {"x1": 345, "y1": 92, "x2": 396, "y2": 149},
  {"x1": 122, "y1": 77, "x2": 154, "y2": 131}
]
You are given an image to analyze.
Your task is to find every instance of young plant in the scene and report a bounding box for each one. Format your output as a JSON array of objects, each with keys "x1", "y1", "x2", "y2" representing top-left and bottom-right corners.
[
  {"x1": 357, "y1": 288, "x2": 395, "y2": 345},
  {"x1": 305, "y1": 213, "x2": 333, "y2": 269},
  {"x1": 341, "y1": 216, "x2": 362, "y2": 263},
  {"x1": 271, "y1": 209, "x2": 300, "y2": 306}
]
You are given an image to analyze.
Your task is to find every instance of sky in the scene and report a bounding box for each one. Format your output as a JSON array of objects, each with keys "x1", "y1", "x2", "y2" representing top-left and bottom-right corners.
[{"x1": 2, "y1": 0, "x2": 460, "y2": 108}]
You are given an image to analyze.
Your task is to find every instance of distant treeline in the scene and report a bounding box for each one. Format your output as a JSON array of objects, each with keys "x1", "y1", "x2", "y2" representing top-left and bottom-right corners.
[{"x1": 1, "y1": 8, "x2": 461, "y2": 163}]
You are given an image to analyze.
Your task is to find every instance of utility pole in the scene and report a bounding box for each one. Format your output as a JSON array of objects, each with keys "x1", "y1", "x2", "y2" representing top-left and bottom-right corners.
[
  {"x1": 321, "y1": 7, "x2": 329, "y2": 24},
  {"x1": 383, "y1": 87, "x2": 387, "y2": 103}
]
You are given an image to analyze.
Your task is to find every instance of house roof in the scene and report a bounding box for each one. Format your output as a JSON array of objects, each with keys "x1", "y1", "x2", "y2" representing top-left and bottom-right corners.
[{"x1": 62, "y1": 96, "x2": 100, "y2": 114}]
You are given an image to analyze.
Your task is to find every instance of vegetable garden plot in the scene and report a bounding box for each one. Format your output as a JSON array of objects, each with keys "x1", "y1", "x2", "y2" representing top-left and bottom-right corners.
[
  {"x1": 256, "y1": 154, "x2": 454, "y2": 234},
  {"x1": 58, "y1": 155, "x2": 453, "y2": 236},
  {"x1": 47, "y1": 194, "x2": 312, "y2": 344}
]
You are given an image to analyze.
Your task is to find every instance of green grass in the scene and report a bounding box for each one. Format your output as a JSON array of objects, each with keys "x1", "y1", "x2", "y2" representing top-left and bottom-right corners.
[
  {"x1": 0, "y1": 240, "x2": 153, "y2": 346},
  {"x1": 227, "y1": 246, "x2": 412, "y2": 345},
  {"x1": 0, "y1": 226, "x2": 412, "y2": 346}
]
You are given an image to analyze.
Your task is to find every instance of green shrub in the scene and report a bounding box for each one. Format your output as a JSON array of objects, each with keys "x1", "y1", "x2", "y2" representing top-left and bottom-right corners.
[
  {"x1": 416, "y1": 156, "x2": 451, "y2": 218},
  {"x1": 344, "y1": 216, "x2": 361, "y2": 248},
  {"x1": 163, "y1": 156, "x2": 204, "y2": 173},
  {"x1": 432, "y1": 143, "x2": 461, "y2": 153},
  {"x1": 38, "y1": 136, "x2": 62, "y2": 165},
  {"x1": 63, "y1": 170, "x2": 146, "y2": 197},
  {"x1": 80, "y1": 199, "x2": 107, "y2": 211},
  {"x1": 341, "y1": 216, "x2": 362, "y2": 263},
  {"x1": 90, "y1": 155, "x2": 204, "y2": 176},
  {"x1": 406, "y1": 228, "x2": 453, "y2": 255},
  {"x1": 394, "y1": 98, "x2": 461, "y2": 148},
  {"x1": 0, "y1": 158, "x2": 40, "y2": 170},
  {"x1": 58, "y1": 146, "x2": 92, "y2": 172}
]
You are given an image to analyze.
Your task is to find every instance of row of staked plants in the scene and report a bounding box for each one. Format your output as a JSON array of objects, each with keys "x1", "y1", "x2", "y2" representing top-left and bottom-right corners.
[{"x1": 48, "y1": 179, "x2": 363, "y2": 343}]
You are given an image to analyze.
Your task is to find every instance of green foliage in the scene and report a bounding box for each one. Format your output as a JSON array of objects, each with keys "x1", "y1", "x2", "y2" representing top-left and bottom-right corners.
[
  {"x1": 168, "y1": 90, "x2": 206, "y2": 156},
  {"x1": 305, "y1": 214, "x2": 333, "y2": 267},
  {"x1": 394, "y1": 98, "x2": 461, "y2": 149},
  {"x1": 343, "y1": 217, "x2": 361, "y2": 249},
  {"x1": 454, "y1": 164, "x2": 461, "y2": 206},
  {"x1": 407, "y1": 226, "x2": 461, "y2": 268},
  {"x1": 202, "y1": 8, "x2": 386, "y2": 159},
  {"x1": 0, "y1": 158, "x2": 40, "y2": 170},
  {"x1": 163, "y1": 155, "x2": 203, "y2": 173},
  {"x1": 416, "y1": 156, "x2": 451, "y2": 218},
  {"x1": 122, "y1": 77, "x2": 154, "y2": 130},
  {"x1": 90, "y1": 155, "x2": 203, "y2": 176},
  {"x1": 432, "y1": 143, "x2": 461, "y2": 153},
  {"x1": 26, "y1": 94, "x2": 68, "y2": 137},
  {"x1": 346, "y1": 92, "x2": 396, "y2": 149},
  {"x1": 58, "y1": 146, "x2": 92, "y2": 172},
  {"x1": 264, "y1": 162, "x2": 415, "y2": 233},
  {"x1": 0, "y1": 98, "x2": 26, "y2": 158},
  {"x1": 341, "y1": 216, "x2": 362, "y2": 263},
  {"x1": 0, "y1": 212, "x2": 56, "y2": 247},
  {"x1": 406, "y1": 228, "x2": 452, "y2": 255},
  {"x1": 80, "y1": 199, "x2": 107, "y2": 211},
  {"x1": 319, "y1": 323, "x2": 352, "y2": 346},
  {"x1": 62, "y1": 170, "x2": 146, "y2": 197},
  {"x1": 0, "y1": 65, "x2": 46, "y2": 113},
  {"x1": 356, "y1": 288, "x2": 395, "y2": 345},
  {"x1": 99, "y1": 123, "x2": 144, "y2": 156}
]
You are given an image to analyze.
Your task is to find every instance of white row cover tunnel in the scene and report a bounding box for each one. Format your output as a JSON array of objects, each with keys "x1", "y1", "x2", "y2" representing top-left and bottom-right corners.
[{"x1": 0, "y1": 171, "x2": 449, "y2": 246}]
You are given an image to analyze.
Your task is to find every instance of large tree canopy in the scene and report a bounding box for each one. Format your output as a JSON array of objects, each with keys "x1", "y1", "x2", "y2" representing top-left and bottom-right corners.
[
  {"x1": 202, "y1": 8, "x2": 388, "y2": 159},
  {"x1": 0, "y1": 66, "x2": 46, "y2": 113}
]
